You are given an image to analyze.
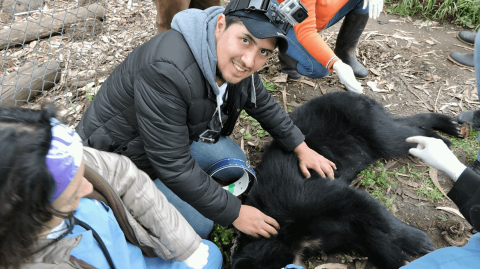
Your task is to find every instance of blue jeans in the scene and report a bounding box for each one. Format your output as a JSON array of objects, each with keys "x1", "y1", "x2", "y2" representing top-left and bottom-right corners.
[
  {"x1": 285, "y1": 265, "x2": 304, "y2": 269},
  {"x1": 401, "y1": 233, "x2": 480, "y2": 269},
  {"x1": 285, "y1": 0, "x2": 368, "y2": 78},
  {"x1": 144, "y1": 239, "x2": 223, "y2": 269},
  {"x1": 154, "y1": 136, "x2": 247, "y2": 238},
  {"x1": 190, "y1": 136, "x2": 247, "y2": 182},
  {"x1": 475, "y1": 32, "x2": 480, "y2": 160}
]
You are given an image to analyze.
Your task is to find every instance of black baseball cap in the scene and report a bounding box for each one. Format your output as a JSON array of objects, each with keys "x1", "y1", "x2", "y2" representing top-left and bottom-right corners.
[{"x1": 224, "y1": 4, "x2": 289, "y2": 53}]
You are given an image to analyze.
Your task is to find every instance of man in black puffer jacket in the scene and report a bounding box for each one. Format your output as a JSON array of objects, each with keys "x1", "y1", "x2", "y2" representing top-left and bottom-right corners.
[{"x1": 76, "y1": 0, "x2": 336, "y2": 239}]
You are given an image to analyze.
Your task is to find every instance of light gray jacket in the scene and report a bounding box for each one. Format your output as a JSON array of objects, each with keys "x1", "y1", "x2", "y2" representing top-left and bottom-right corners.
[{"x1": 21, "y1": 147, "x2": 201, "y2": 268}]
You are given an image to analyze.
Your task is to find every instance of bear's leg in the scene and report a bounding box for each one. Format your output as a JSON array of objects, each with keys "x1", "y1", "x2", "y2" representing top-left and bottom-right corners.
[
  {"x1": 388, "y1": 215, "x2": 435, "y2": 255},
  {"x1": 394, "y1": 113, "x2": 461, "y2": 137},
  {"x1": 373, "y1": 123, "x2": 453, "y2": 158}
]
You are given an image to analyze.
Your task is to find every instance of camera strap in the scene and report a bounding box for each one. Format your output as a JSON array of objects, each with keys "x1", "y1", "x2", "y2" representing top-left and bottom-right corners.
[{"x1": 206, "y1": 158, "x2": 256, "y2": 196}]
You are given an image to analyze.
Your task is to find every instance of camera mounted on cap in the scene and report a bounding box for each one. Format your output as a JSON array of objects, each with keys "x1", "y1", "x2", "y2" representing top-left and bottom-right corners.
[{"x1": 224, "y1": 0, "x2": 308, "y2": 35}]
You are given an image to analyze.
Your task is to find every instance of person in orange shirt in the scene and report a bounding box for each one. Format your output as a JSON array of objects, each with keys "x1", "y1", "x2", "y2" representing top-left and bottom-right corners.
[{"x1": 278, "y1": 0, "x2": 383, "y2": 94}]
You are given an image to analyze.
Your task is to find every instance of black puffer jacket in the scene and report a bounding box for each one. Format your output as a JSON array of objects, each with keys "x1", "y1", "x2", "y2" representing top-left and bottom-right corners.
[
  {"x1": 448, "y1": 168, "x2": 480, "y2": 232},
  {"x1": 76, "y1": 30, "x2": 304, "y2": 226}
]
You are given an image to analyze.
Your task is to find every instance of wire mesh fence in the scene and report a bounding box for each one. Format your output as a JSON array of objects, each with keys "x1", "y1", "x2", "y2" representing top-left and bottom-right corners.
[{"x1": 0, "y1": 0, "x2": 157, "y2": 125}]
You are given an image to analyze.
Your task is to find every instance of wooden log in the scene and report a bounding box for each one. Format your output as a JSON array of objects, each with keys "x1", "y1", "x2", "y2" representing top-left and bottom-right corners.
[
  {"x1": 66, "y1": 79, "x2": 96, "y2": 88},
  {"x1": 0, "y1": 61, "x2": 60, "y2": 106},
  {"x1": 0, "y1": 4, "x2": 105, "y2": 50}
]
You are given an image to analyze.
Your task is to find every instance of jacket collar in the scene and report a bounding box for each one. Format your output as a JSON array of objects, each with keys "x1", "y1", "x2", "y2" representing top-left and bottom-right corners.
[
  {"x1": 30, "y1": 236, "x2": 82, "y2": 264},
  {"x1": 207, "y1": 82, "x2": 216, "y2": 101},
  {"x1": 207, "y1": 75, "x2": 256, "y2": 105}
]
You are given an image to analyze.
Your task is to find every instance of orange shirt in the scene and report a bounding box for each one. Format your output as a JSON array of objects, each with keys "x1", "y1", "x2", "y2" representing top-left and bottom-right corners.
[{"x1": 278, "y1": 0, "x2": 349, "y2": 70}]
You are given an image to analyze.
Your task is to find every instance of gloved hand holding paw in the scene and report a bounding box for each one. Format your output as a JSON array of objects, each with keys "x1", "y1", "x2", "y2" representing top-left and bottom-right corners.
[{"x1": 406, "y1": 136, "x2": 466, "y2": 181}]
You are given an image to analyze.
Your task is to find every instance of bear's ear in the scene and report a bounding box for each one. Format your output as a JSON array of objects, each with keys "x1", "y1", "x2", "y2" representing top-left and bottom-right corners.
[{"x1": 231, "y1": 257, "x2": 255, "y2": 269}]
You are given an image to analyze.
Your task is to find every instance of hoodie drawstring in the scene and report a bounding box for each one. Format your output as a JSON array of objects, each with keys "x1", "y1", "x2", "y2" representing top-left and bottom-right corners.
[
  {"x1": 216, "y1": 75, "x2": 256, "y2": 128},
  {"x1": 216, "y1": 94, "x2": 223, "y2": 128},
  {"x1": 251, "y1": 74, "x2": 256, "y2": 107}
]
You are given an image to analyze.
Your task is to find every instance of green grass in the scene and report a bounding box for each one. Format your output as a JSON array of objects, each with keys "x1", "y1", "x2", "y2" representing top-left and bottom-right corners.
[
  {"x1": 450, "y1": 128, "x2": 479, "y2": 163},
  {"x1": 239, "y1": 110, "x2": 270, "y2": 140},
  {"x1": 385, "y1": 0, "x2": 480, "y2": 30},
  {"x1": 261, "y1": 77, "x2": 276, "y2": 92},
  {"x1": 403, "y1": 164, "x2": 445, "y2": 200},
  {"x1": 416, "y1": 177, "x2": 445, "y2": 200},
  {"x1": 210, "y1": 224, "x2": 234, "y2": 262},
  {"x1": 360, "y1": 161, "x2": 447, "y2": 205},
  {"x1": 85, "y1": 83, "x2": 99, "y2": 102},
  {"x1": 359, "y1": 161, "x2": 398, "y2": 207},
  {"x1": 360, "y1": 161, "x2": 397, "y2": 189}
]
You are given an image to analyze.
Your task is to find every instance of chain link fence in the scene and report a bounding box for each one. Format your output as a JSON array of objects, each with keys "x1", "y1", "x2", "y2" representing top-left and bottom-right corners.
[{"x1": 0, "y1": 0, "x2": 157, "y2": 125}]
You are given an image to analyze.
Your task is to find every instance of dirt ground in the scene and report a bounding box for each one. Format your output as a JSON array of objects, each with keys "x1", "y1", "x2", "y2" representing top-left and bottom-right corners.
[{"x1": 229, "y1": 12, "x2": 478, "y2": 269}]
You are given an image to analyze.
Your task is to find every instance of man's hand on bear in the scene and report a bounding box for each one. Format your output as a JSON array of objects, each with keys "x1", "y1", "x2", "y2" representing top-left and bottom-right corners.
[
  {"x1": 233, "y1": 205, "x2": 280, "y2": 238},
  {"x1": 294, "y1": 142, "x2": 337, "y2": 179}
]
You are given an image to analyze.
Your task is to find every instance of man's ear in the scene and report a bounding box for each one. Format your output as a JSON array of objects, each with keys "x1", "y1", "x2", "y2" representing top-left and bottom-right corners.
[{"x1": 215, "y1": 14, "x2": 226, "y2": 38}]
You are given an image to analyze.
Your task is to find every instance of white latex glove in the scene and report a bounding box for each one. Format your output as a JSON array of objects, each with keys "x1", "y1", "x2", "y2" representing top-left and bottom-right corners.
[
  {"x1": 184, "y1": 242, "x2": 209, "y2": 269},
  {"x1": 332, "y1": 60, "x2": 363, "y2": 94},
  {"x1": 406, "y1": 136, "x2": 466, "y2": 181},
  {"x1": 363, "y1": 0, "x2": 384, "y2": 20}
]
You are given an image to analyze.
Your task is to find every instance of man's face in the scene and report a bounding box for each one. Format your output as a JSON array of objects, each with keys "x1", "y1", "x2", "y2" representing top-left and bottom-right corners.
[{"x1": 215, "y1": 15, "x2": 277, "y2": 85}]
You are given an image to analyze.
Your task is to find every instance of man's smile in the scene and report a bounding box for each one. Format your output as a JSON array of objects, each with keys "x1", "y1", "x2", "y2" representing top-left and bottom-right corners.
[{"x1": 234, "y1": 62, "x2": 246, "y2": 72}]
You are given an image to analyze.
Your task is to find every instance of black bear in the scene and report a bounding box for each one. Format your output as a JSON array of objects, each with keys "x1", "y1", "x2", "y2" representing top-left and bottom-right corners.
[{"x1": 231, "y1": 92, "x2": 462, "y2": 269}]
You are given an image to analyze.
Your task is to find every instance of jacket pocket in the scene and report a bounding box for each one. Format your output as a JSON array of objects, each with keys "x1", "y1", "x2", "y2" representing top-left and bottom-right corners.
[{"x1": 113, "y1": 134, "x2": 140, "y2": 155}]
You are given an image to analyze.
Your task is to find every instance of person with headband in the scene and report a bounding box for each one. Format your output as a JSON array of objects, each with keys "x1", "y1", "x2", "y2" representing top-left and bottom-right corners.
[
  {"x1": 277, "y1": 0, "x2": 384, "y2": 94},
  {"x1": 76, "y1": 0, "x2": 336, "y2": 240},
  {"x1": 401, "y1": 136, "x2": 480, "y2": 268},
  {"x1": 0, "y1": 106, "x2": 222, "y2": 269}
]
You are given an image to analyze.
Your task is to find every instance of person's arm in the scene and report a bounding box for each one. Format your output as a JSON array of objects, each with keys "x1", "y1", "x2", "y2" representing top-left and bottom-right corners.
[
  {"x1": 82, "y1": 147, "x2": 201, "y2": 261},
  {"x1": 406, "y1": 136, "x2": 480, "y2": 230},
  {"x1": 245, "y1": 74, "x2": 336, "y2": 178},
  {"x1": 446, "y1": 168, "x2": 480, "y2": 229},
  {"x1": 133, "y1": 61, "x2": 241, "y2": 227},
  {"x1": 292, "y1": 0, "x2": 362, "y2": 93},
  {"x1": 293, "y1": 0, "x2": 342, "y2": 70},
  {"x1": 294, "y1": 0, "x2": 383, "y2": 67}
]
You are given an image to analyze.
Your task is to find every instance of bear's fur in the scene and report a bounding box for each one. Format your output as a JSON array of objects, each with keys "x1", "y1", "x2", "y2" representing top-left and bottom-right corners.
[{"x1": 231, "y1": 92, "x2": 462, "y2": 269}]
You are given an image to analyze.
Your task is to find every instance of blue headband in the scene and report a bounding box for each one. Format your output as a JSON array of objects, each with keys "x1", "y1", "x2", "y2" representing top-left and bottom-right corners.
[{"x1": 45, "y1": 118, "x2": 83, "y2": 201}]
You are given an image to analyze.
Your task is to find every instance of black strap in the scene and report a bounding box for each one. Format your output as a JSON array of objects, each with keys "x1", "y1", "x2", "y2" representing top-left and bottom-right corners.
[{"x1": 74, "y1": 217, "x2": 116, "y2": 269}]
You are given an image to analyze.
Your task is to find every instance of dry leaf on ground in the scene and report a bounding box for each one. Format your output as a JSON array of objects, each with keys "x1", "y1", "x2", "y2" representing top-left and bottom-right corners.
[
  {"x1": 298, "y1": 79, "x2": 315, "y2": 87},
  {"x1": 428, "y1": 168, "x2": 450, "y2": 200},
  {"x1": 271, "y1": 73, "x2": 288, "y2": 83},
  {"x1": 436, "y1": 207, "x2": 465, "y2": 219}
]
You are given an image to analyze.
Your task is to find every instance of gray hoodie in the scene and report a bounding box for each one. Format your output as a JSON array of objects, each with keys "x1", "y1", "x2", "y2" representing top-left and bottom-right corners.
[{"x1": 171, "y1": 7, "x2": 225, "y2": 125}]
